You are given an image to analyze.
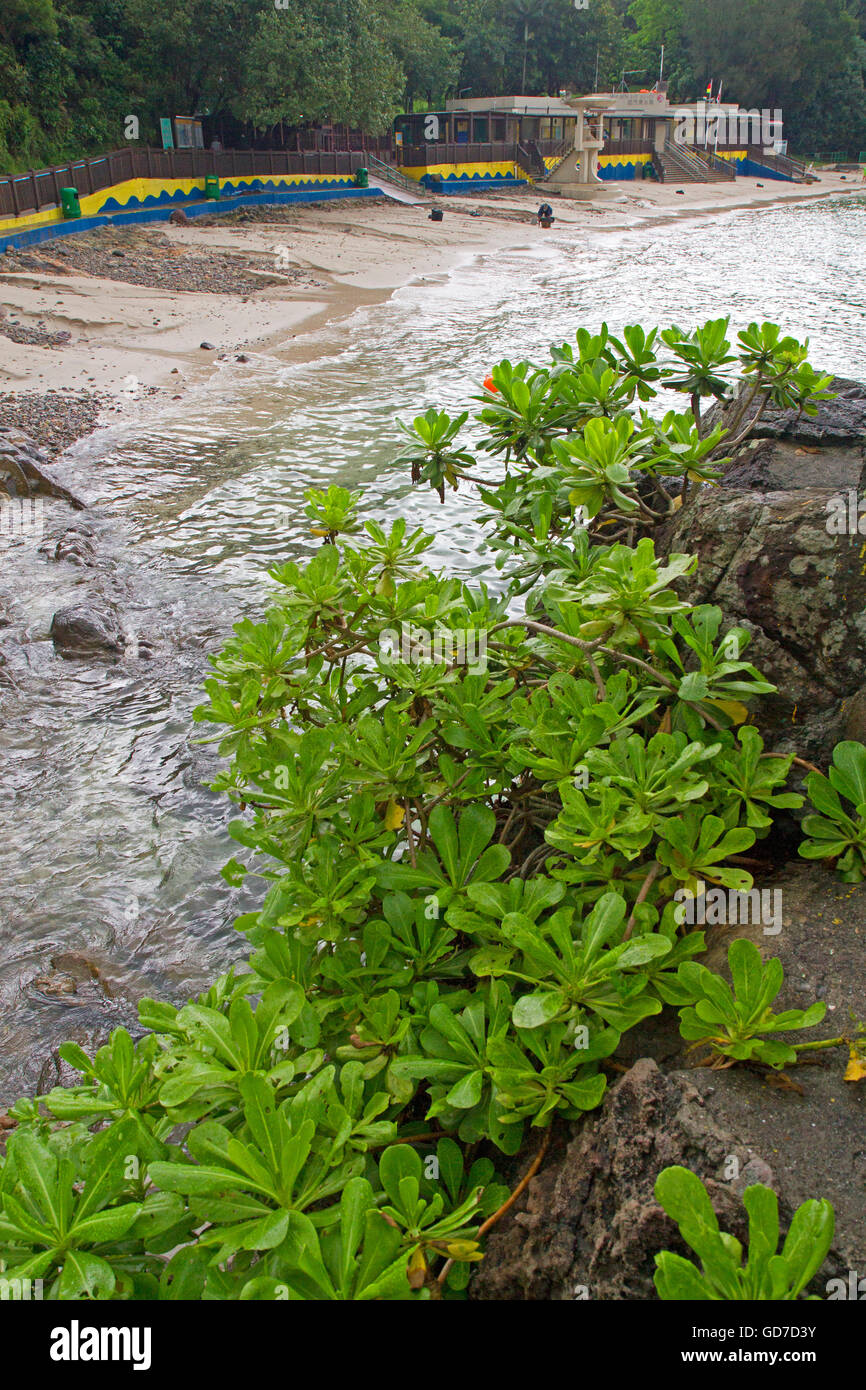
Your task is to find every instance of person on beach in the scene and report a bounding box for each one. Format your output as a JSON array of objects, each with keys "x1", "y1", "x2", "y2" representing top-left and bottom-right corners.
[{"x1": 537, "y1": 202, "x2": 554, "y2": 227}]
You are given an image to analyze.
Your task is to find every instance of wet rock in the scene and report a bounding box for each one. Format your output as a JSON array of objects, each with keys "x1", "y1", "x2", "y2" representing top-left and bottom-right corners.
[
  {"x1": 46, "y1": 524, "x2": 98, "y2": 567},
  {"x1": 199, "y1": 341, "x2": 216, "y2": 351},
  {"x1": 33, "y1": 1006, "x2": 143, "y2": 1096},
  {"x1": 658, "y1": 487, "x2": 866, "y2": 761},
  {"x1": 31, "y1": 973, "x2": 78, "y2": 997},
  {"x1": 470, "y1": 1057, "x2": 846, "y2": 1300},
  {"x1": 0, "y1": 425, "x2": 87, "y2": 505},
  {"x1": 50, "y1": 604, "x2": 124, "y2": 657},
  {"x1": 169, "y1": 209, "x2": 190, "y2": 226}
]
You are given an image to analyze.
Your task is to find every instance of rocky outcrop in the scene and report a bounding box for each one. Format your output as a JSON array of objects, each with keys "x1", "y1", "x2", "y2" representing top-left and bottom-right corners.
[
  {"x1": 711, "y1": 375, "x2": 866, "y2": 449},
  {"x1": 660, "y1": 487, "x2": 866, "y2": 759},
  {"x1": 44, "y1": 524, "x2": 98, "y2": 567},
  {"x1": 470, "y1": 1058, "x2": 846, "y2": 1301},
  {"x1": 50, "y1": 604, "x2": 125, "y2": 657},
  {"x1": 471, "y1": 863, "x2": 865, "y2": 1299},
  {"x1": 658, "y1": 378, "x2": 866, "y2": 762},
  {"x1": 0, "y1": 426, "x2": 86, "y2": 508}
]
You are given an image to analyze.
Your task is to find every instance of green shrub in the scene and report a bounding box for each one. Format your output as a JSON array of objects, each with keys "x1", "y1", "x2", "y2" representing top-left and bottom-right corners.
[{"x1": 0, "y1": 319, "x2": 839, "y2": 1300}]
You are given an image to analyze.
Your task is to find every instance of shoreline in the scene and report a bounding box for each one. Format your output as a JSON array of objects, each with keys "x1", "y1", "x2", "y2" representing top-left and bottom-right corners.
[{"x1": 0, "y1": 173, "x2": 861, "y2": 456}]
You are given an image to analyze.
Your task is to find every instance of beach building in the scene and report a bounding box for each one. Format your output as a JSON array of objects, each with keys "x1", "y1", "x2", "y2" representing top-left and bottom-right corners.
[
  {"x1": 391, "y1": 89, "x2": 806, "y2": 192},
  {"x1": 392, "y1": 95, "x2": 588, "y2": 190}
]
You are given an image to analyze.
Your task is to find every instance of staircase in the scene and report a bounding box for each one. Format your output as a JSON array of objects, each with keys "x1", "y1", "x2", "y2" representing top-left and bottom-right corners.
[
  {"x1": 692, "y1": 147, "x2": 736, "y2": 180},
  {"x1": 655, "y1": 140, "x2": 735, "y2": 183},
  {"x1": 516, "y1": 138, "x2": 571, "y2": 183},
  {"x1": 516, "y1": 141, "x2": 547, "y2": 180},
  {"x1": 536, "y1": 139, "x2": 572, "y2": 182}
]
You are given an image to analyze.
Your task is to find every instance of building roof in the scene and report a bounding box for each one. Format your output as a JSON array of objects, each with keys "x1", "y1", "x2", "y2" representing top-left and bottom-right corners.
[{"x1": 444, "y1": 96, "x2": 579, "y2": 116}]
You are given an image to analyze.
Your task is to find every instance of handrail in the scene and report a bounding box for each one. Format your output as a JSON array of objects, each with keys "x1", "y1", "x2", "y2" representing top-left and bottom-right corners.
[
  {"x1": 745, "y1": 145, "x2": 808, "y2": 180},
  {"x1": 365, "y1": 154, "x2": 426, "y2": 197}
]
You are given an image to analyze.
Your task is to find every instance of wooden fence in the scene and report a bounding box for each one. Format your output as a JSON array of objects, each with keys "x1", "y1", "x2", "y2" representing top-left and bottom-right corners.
[
  {"x1": 398, "y1": 139, "x2": 565, "y2": 170},
  {"x1": 0, "y1": 145, "x2": 385, "y2": 220}
]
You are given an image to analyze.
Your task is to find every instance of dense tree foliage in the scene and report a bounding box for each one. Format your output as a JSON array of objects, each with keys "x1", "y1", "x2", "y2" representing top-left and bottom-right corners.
[{"x1": 1, "y1": 0, "x2": 864, "y2": 172}]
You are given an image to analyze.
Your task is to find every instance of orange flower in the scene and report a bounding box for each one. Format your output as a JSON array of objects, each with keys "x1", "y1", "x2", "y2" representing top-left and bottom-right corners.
[{"x1": 483, "y1": 374, "x2": 499, "y2": 393}]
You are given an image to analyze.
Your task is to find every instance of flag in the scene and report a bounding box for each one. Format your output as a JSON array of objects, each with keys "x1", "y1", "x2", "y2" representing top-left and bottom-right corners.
[
  {"x1": 705, "y1": 79, "x2": 713, "y2": 98},
  {"x1": 716, "y1": 81, "x2": 723, "y2": 103}
]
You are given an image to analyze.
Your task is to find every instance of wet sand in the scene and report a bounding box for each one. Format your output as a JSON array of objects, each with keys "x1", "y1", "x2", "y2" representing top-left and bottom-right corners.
[{"x1": 0, "y1": 172, "x2": 860, "y2": 439}]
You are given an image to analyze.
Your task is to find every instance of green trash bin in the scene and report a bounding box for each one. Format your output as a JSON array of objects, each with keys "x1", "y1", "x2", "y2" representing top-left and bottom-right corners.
[
  {"x1": 204, "y1": 175, "x2": 220, "y2": 200},
  {"x1": 354, "y1": 167, "x2": 369, "y2": 189},
  {"x1": 60, "y1": 187, "x2": 81, "y2": 219}
]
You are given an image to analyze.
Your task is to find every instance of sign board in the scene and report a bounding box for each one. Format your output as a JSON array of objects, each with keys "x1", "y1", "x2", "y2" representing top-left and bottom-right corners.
[
  {"x1": 160, "y1": 118, "x2": 174, "y2": 150},
  {"x1": 174, "y1": 117, "x2": 204, "y2": 149}
]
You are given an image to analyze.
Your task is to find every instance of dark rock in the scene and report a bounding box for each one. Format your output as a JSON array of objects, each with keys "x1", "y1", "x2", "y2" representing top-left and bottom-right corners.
[
  {"x1": 470, "y1": 1057, "x2": 847, "y2": 1300},
  {"x1": 721, "y1": 436, "x2": 864, "y2": 492},
  {"x1": 47, "y1": 524, "x2": 97, "y2": 567},
  {"x1": 708, "y1": 375, "x2": 866, "y2": 448},
  {"x1": 199, "y1": 341, "x2": 216, "y2": 351},
  {"x1": 50, "y1": 604, "x2": 124, "y2": 657},
  {"x1": 0, "y1": 424, "x2": 88, "y2": 504},
  {"x1": 169, "y1": 209, "x2": 191, "y2": 226},
  {"x1": 843, "y1": 687, "x2": 866, "y2": 743},
  {"x1": 471, "y1": 861, "x2": 866, "y2": 1299},
  {"x1": 658, "y1": 487, "x2": 866, "y2": 761},
  {"x1": 689, "y1": 861, "x2": 866, "y2": 1272}
]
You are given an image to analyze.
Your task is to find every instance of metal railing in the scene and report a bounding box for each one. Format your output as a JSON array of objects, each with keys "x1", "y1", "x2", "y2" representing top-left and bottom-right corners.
[
  {"x1": 662, "y1": 139, "x2": 715, "y2": 180},
  {"x1": 698, "y1": 147, "x2": 737, "y2": 179},
  {"x1": 745, "y1": 145, "x2": 808, "y2": 180},
  {"x1": 365, "y1": 154, "x2": 426, "y2": 197}
]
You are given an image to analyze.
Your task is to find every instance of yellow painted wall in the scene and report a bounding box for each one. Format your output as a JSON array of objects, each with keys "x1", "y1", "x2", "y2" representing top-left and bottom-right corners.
[{"x1": 0, "y1": 171, "x2": 356, "y2": 236}]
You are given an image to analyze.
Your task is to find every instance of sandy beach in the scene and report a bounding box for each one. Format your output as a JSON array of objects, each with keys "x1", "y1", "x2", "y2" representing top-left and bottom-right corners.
[{"x1": 0, "y1": 172, "x2": 861, "y2": 451}]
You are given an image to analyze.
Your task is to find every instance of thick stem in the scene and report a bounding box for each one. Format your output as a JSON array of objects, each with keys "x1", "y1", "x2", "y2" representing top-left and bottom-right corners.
[{"x1": 436, "y1": 1128, "x2": 552, "y2": 1287}]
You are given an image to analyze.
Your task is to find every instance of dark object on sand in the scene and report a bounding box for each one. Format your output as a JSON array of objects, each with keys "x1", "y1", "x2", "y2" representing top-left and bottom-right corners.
[
  {"x1": 169, "y1": 209, "x2": 190, "y2": 226},
  {"x1": 429, "y1": 207, "x2": 444, "y2": 222},
  {"x1": 537, "y1": 202, "x2": 554, "y2": 227}
]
